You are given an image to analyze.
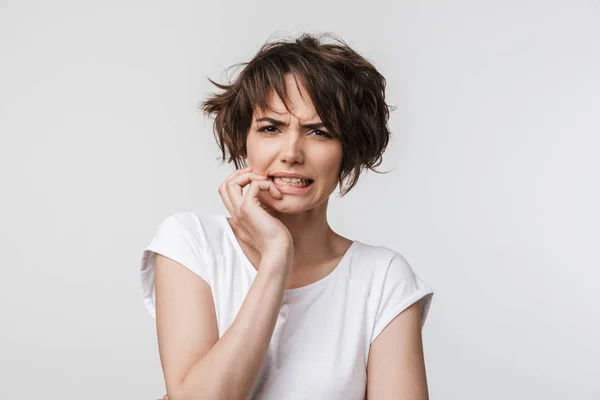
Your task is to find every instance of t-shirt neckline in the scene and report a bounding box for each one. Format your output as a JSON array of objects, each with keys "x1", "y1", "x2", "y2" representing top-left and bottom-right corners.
[{"x1": 219, "y1": 214, "x2": 357, "y2": 296}]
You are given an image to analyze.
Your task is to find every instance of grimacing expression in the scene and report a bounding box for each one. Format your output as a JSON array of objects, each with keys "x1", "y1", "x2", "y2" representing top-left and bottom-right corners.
[{"x1": 245, "y1": 74, "x2": 343, "y2": 213}]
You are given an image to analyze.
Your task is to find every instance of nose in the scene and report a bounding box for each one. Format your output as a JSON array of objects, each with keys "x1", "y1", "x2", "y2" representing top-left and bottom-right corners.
[{"x1": 280, "y1": 132, "x2": 304, "y2": 165}]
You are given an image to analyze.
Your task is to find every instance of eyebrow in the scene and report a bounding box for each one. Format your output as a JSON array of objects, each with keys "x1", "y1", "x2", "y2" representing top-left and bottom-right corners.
[{"x1": 255, "y1": 117, "x2": 326, "y2": 130}]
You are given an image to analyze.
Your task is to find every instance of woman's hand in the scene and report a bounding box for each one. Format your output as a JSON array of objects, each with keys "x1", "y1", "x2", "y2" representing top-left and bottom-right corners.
[{"x1": 218, "y1": 166, "x2": 294, "y2": 273}]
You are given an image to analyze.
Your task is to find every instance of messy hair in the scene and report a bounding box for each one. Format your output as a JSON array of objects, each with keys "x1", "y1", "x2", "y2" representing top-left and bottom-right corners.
[{"x1": 199, "y1": 32, "x2": 394, "y2": 196}]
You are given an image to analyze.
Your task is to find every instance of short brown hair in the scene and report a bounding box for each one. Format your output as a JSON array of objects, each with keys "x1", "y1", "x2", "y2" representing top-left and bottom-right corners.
[{"x1": 199, "y1": 32, "x2": 394, "y2": 196}]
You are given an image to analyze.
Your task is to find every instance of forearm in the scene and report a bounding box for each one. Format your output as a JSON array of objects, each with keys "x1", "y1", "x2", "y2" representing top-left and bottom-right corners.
[{"x1": 177, "y1": 261, "x2": 288, "y2": 400}]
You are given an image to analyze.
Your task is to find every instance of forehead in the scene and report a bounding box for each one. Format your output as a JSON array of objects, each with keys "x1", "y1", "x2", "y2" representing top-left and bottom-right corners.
[{"x1": 255, "y1": 75, "x2": 319, "y2": 121}]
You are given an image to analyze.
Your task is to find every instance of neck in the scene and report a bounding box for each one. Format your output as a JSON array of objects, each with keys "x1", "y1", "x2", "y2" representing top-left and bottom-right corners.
[{"x1": 266, "y1": 202, "x2": 338, "y2": 266}]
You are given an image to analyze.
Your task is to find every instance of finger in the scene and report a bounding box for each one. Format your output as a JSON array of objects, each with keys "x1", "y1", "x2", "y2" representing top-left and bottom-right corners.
[
  {"x1": 230, "y1": 166, "x2": 251, "y2": 178},
  {"x1": 219, "y1": 170, "x2": 259, "y2": 217},
  {"x1": 225, "y1": 166, "x2": 252, "y2": 187},
  {"x1": 252, "y1": 178, "x2": 283, "y2": 200},
  {"x1": 243, "y1": 180, "x2": 282, "y2": 209},
  {"x1": 267, "y1": 181, "x2": 283, "y2": 199},
  {"x1": 226, "y1": 172, "x2": 269, "y2": 212}
]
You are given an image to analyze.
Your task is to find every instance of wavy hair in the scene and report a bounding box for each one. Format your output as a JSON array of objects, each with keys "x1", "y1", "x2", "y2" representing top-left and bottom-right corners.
[{"x1": 199, "y1": 32, "x2": 394, "y2": 196}]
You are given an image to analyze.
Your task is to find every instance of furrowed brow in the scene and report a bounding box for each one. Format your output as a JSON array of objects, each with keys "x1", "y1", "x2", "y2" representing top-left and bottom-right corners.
[{"x1": 256, "y1": 117, "x2": 326, "y2": 130}]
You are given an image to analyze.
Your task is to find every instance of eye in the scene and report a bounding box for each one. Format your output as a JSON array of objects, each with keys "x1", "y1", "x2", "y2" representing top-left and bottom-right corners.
[
  {"x1": 310, "y1": 129, "x2": 332, "y2": 138},
  {"x1": 258, "y1": 125, "x2": 279, "y2": 134},
  {"x1": 257, "y1": 125, "x2": 332, "y2": 139}
]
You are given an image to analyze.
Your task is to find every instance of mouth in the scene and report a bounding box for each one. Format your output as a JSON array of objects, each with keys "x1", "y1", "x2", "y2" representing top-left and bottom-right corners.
[{"x1": 268, "y1": 176, "x2": 315, "y2": 192}]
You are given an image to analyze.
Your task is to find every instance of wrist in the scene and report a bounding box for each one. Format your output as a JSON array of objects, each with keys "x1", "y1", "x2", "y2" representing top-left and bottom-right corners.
[{"x1": 259, "y1": 252, "x2": 292, "y2": 276}]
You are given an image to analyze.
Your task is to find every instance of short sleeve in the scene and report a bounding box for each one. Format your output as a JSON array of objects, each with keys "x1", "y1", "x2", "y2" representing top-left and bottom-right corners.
[
  {"x1": 139, "y1": 212, "x2": 210, "y2": 319},
  {"x1": 370, "y1": 253, "x2": 434, "y2": 344}
]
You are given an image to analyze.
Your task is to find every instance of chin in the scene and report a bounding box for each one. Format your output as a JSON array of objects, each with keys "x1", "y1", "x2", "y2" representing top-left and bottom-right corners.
[
  {"x1": 261, "y1": 196, "x2": 311, "y2": 215},
  {"x1": 264, "y1": 201, "x2": 303, "y2": 215}
]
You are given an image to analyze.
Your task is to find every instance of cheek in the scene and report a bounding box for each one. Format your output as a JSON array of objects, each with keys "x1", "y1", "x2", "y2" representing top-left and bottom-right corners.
[
  {"x1": 317, "y1": 147, "x2": 343, "y2": 179},
  {"x1": 303, "y1": 155, "x2": 340, "y2": 198},
  {"x1": 245, "y1": 140, "x2": 271, "y2": 170}
]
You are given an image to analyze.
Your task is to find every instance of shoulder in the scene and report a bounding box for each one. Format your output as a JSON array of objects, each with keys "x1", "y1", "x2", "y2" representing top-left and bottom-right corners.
[
  {"x1": 343, "y1": 241, "x2": 417, "y2": 292},
  {"x1": 375, "y1": 246, "x2": 417, "y2": 281},
  {"x1": 152, "y1": 211, "x2": 228, "y2": 258},
  {"x1": 362, "y1": 243, "x2": 434, "y2": 342},
  {"x1": 349, "y1": 242, "x2": 434, "y2": 309},
  {"x1": 156, "y1": 210, "x2": 222, "y2": 234},
  {"x1": 349, "y1": 241, "x2": 412, "y2": 277}
]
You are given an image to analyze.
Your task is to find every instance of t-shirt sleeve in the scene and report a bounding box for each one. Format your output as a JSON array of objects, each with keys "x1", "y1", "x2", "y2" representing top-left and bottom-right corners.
[
  {"x1": 139, "y1": 212, "x2": 210, "y2": 319},
  {"x1": 370, "y1": 252, "x2": 434, "y2": 344}
]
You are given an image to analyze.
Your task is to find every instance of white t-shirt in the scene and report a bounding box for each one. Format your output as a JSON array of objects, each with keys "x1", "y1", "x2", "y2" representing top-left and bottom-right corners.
[{"x1": 140, "y1": 211, "x2": 434, "y2": 400}]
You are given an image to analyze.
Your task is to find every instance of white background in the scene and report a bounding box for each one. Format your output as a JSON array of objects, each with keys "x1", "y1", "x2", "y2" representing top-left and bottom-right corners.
[{"x1": 1, "y1": 0, "x2": 598, "y2": 399}]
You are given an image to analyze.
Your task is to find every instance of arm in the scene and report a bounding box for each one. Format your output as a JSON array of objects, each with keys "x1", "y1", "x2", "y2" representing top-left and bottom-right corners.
[
  {"x1": 366, "y1": 301, "x2": 429, "y2": 400},
  {"x1": 155, "y1": 253, "x2": 288, "y2": 400}
]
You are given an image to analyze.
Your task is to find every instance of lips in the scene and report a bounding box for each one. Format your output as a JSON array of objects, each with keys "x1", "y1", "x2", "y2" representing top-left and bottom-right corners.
[
  {"x1": 268, "y1": 172, "x2": 313, "y2": 180},
  {"x1": 268, "y1": 176, "x2": 314, "y2": 185},
  {"x1": 268, "y1": 176, "x2": 315, "y2": 194}
]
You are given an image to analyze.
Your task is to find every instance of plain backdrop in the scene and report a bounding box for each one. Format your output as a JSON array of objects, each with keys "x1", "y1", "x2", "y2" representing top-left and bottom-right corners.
[{"x1": 1, "y1": 0, "x2": 598, "y2": 399}]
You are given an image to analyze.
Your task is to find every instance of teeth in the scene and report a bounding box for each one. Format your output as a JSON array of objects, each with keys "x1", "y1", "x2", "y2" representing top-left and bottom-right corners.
[{"x1": 273, "y1": 177, "x2": 311, "y2": 186}]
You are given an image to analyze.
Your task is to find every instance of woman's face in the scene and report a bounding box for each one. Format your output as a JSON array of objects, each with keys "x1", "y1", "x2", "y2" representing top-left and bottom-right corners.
[{"x1": 245, "y1": 74, "x2": 343, "y2": 214}]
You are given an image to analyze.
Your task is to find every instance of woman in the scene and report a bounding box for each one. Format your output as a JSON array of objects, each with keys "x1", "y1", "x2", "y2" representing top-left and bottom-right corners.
[{"x1": 141, "y1": 33, "x2": 434, "y2": 400}]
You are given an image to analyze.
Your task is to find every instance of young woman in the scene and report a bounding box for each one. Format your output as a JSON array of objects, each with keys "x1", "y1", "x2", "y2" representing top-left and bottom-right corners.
[{"x1": 141, "y1": 33, "x2": 434, "y2": 400}]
